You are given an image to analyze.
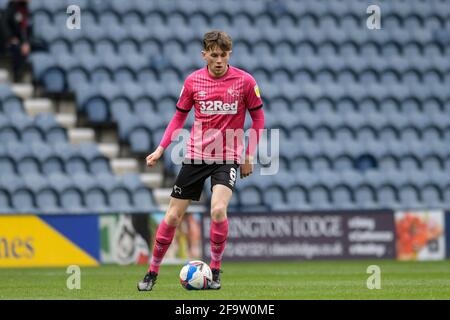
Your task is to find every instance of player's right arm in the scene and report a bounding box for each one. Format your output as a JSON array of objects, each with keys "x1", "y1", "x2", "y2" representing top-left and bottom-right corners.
[
  {"x1": 146, "y1": 145, "x2": 165, "y2": 167},
  {"x1": 145, "y1": 79, "x2": 194, "y2": 167}
]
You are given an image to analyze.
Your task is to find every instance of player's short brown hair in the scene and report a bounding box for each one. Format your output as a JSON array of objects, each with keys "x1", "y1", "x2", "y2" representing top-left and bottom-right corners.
[{"x1": 203, "y1": 30, "x2": 233, "y2": 52}]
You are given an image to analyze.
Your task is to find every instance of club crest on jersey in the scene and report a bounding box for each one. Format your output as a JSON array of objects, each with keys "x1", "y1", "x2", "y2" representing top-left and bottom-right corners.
[
  {"x1": 227, "y1": 87, "x2": 240, "y2": 97},
  {"x1": 199, "y1": 100, "x2": 238, "y2": 114},
  {"x1": 254, "y1": 85, "x2": 260, "y2": 98}
]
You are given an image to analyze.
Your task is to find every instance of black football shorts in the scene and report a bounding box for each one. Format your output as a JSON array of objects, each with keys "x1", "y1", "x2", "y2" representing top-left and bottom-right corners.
[{"x1": 170, "y1": 160, "x2": 239, "y2": 201}]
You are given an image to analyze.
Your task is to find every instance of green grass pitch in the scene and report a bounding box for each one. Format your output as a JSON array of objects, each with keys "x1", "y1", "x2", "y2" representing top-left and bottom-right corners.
[{"x1": 1, "y1": 260, "x2": 450, "y2": 299}]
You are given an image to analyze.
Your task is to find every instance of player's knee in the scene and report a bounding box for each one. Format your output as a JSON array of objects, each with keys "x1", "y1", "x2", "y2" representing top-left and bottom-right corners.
[
  {"x1": 211, "y1": 203, "x2": 227, "y2": 221},
  {"x1": 166, "y1": 210, "x2": 183, "y2": 226},
  {"x1": 165, "y1": 213, "x2": 180, "y2": 226}
]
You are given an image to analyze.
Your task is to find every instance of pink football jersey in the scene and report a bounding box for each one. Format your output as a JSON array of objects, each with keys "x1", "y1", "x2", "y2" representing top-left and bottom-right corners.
[{"x1": 176, "y1": 65, "x2": 263, "y2": 163}]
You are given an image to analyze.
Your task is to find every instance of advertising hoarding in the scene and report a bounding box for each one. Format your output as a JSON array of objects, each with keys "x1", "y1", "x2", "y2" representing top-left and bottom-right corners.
[{"x1": 202, "y1": 210, "x2": 396, "y2": 261}]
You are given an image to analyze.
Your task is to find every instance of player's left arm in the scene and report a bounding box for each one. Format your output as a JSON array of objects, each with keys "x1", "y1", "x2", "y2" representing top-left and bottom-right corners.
[
  {"x1": 240, "y1": 79, "x2": 265, "y2": 179},
  {"x1": 240, "y1": 106, "x2": 265, "y2": 178}
]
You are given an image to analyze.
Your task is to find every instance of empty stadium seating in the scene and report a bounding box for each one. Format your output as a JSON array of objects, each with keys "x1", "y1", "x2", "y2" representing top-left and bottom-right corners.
[
  {"x1": 0, "y1": 84, "x2": 157, "y2": 214},
  {"x1": 3, "y1": 0, "x2": 449, "y2": 213}
]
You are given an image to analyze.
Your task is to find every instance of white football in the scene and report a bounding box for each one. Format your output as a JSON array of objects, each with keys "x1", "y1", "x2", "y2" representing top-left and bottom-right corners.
[{"x1": 179, "y1": 260, "x2": 212, "y2": 290}]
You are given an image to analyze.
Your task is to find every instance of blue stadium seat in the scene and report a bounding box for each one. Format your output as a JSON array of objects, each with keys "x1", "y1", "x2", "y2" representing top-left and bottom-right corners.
[
  {"x1": 85, "y1": 187, "x2": 110, "y2": 213},
  {"x1": 296, "y1": 139, "x2": 321, "y2": 160},
  {"x1": 379, "y1": 125, "x2": 400, "y2": 143},
  {"x1": 9, "y1": 113, "x2": 33, "y2": 136},
  {"x1": 79, "y1": 24, "x2": 106, "y2": 43},
  {"x1": 65, "y1": 154, "x2": 89, "y2": 174},
  {"x1": 78, "y1": 144, "x2": 110, "y2": 174},
  {"x1": 44, "y1": 125, "x2": 67, "y2": 144},
  {"x1": 354, "y1": 184, "x2": 377, "y2": 209},
  {"x1": 309, "y1": 184, "x2": 332, "y2": 210},
  {"x1": 377, "y1": 184, "x2": 399, "y2": 209},
  {"x1": 316, "y1": 170, "x2": 341, "y2": 190},
  {"x1": 398, "y1": 184, "x2": 422, "y2": 209},
  {"x1": 29, "y1": 142, "x2": 59, "y2": 174},
  {"x1": 12, "y1": 188, "x2": 37, "y2": 213},
  {"x1": 120, "y1": 173, "x2": 141, "y2": 190},
  {"x1": 17, "y1": 155, "x2": 41, "y2": 175},
  {"x1": 98, "y1": 10, "x2": 121, "y2": 28},
  {"x1": 0, "y1": 117, "x2": 18, "y2": 143},
  {"x1": 60, "y1": 187, "x2": 85, "y2": 213},
  {"x1": 90, "y1": 66, "x2": 114, "y2": 83},
  {"x1": 407, "y1": 170, "x2": 431, "y2": 190},
  {"x1": 343, "y1": 113, "x2": 366, "y2": 131},
  {"x1": 95, "y1": 172, "x2": 120, "y2": 193},
  {"x1": 428, "y1": 170, "x2": 449, "y2": 190},
  {"x1": 423, "y1": 155, "x2": 443, "y2": 172},
  {"x1": 0, "y1": 174, "x2": 23, "y2": 197},
  {"x1": 124, "y1": 53, "x2": 149, "y2": 74},
  {"x1": 92, "y1": 39, "x2": 116, "y2": 57},
  {"x1": 72, "y1": 172, "x2": 97, "y2": 193},
  {"x1": 421, "y1": 184, "x2": 443, "y2": 207},
  {"x1": 271, "y1": 171, "x2": 296, "y2": 190},
  {"x1": 76, "y1": 144, "x2": 100, "y2": 164},
  {"x1": 36, "y1": 188, "x2": 62, "y2": 214},
  {"x1": 109, "y1": 187, "x2": 134, "y2": 212},
  {"x1": 66, "y1": 66, "x2": 90, "y2": 90},
  {"x1": 110, "y1": 0, "x2": 134, "y2": 13},
  {"x1": 115, "y1": 67, "x2": 136, "y2": 84},
  {"x1": 398, "y1": 155, "x2": 421, "y2": 172},
  {"x1": 339, "y1": 170, "x2": 364, "y2": 190},
  {"x1": 285, "y1": 185, "x2": 309, "y2": 210},
  {"x1": 363, "y1": 170, "x2": 387, "y2": 189},
  {"x1": 71, "y1": 38, "x2": 94, "y2": 56},
  {"x1": 82, "y1": 95, "x2": 110, "y2": 123},
  {"x1": 331, "y1": 184, "x2": 355, "y2": 210},
  {"x1": 21, "y1": 125, "x2": 45, "y2": 144},
  {"x1": 133, "y1": 96, "x2": 155, "y2": 116},
  {"x1": 128, "y1": 126, "x2": 153, "y2": 154},
  {"x1": 313, "y1": 125, "x2": 334, "y2": 143},
  {"x1": 264, "y1": 185, "x2": 285, "y2": 208},
  {"x1": 399, "y1": 125, "x2": 421, "y2": 142},
  {"x1": 29, "y1": 52, "x2": 54, "y2": 79},
  {"x1": 1, "y1": 96, "x2": 24, "y2": 116},
  {"x1": 109, "y1": 97, "x2": 132, "y2": 122},
  {"x1": 239, "y1": 186, "x2": 263, "y2": 207},
  {"x1": 333, "y1": 154, "x2": 354, "y2": 172},
  {"x1": 311, "y1": 155, "x2": 333, "y2": 172},
  {"x1": 334, "y1": 125, "x2": 355, "y2": 143},
  {"x1": 32, "y1": 9, "x2": 53, "y2": 28},
  {"x1": 6, "y1": 141, "x2": 32, "y2": 164},
  {"x1": 53, "y1": 142, "x2": 77, "y2": 162},
  {"x1": 89, "y1": 156, "x2": 111, "y2": 174},
  {"x1": 122, "y1": 10, "x2": 144, "y2": 26},
  {"x1": 132, "y1": 187, "x2": 157, "y2": 212}
]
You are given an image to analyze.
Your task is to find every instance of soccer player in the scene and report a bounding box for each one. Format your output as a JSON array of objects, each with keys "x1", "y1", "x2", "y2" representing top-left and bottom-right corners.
[{"x1": 137, "y1": 30, "x2": 265, "y2": 291}]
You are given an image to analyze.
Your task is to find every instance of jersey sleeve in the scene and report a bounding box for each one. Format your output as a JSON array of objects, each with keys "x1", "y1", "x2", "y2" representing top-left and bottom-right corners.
[
  {"x1": 176, "y1": 77, "x2": 194, "y2": 112},
  {"x1": 245, "y1": 75, "x2": 263, "y2": 111}
]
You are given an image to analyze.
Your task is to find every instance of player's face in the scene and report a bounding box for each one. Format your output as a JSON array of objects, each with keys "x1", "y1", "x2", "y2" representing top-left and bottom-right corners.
[{"x1": 202, "y1": 47, "x2": 232, "y2": 77}]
